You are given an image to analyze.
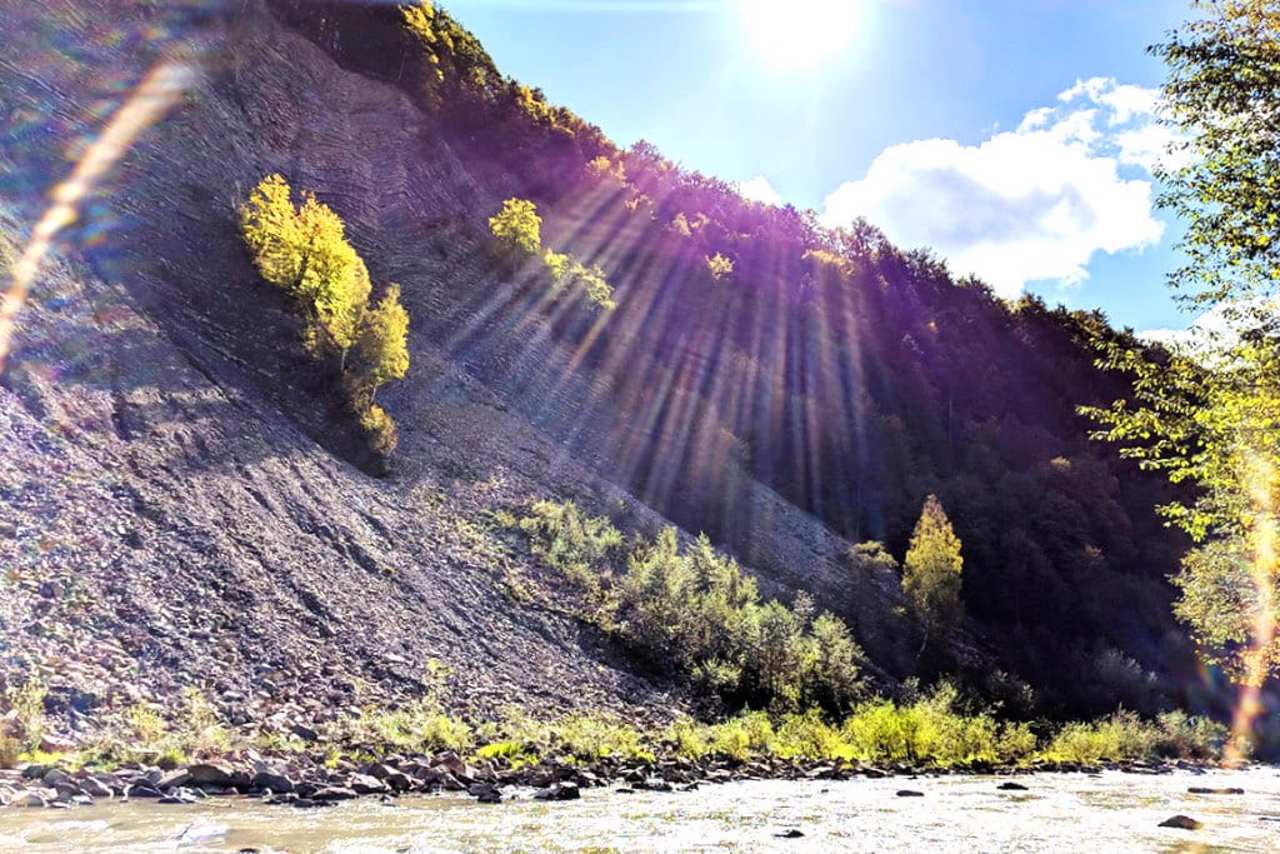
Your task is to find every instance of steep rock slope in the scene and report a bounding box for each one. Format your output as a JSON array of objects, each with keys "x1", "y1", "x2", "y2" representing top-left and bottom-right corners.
[{"x1": 0, "y1": 0, "x2": 1204, "y2": 734}]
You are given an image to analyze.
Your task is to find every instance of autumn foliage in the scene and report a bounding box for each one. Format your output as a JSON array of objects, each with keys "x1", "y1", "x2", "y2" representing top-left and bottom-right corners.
[{"x1": 240, "y1": 174, "x2": 410, "y2": 456}]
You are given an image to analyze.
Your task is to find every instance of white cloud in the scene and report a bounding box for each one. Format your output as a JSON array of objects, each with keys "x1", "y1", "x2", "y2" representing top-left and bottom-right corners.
[
  {"x1": 822, "y1": 77, "x2": 1175, "y2": 298},
  {"x1": 1141, "y1": 299, "x2": 1279, "y2": 355},
  {"x1": 738, "y1": 175, "x2": 783, "y2": 206}
]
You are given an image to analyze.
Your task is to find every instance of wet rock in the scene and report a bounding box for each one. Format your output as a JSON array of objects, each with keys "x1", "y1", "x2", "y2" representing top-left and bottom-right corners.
[
  {"x1": 1188, "y1": 787, "x2": 1243, "y2": 795},
  {"x1": 533, "y1": 782, "x2": 580, "y2": 801},
  {"x1": 10, "y1": 791, "x2": 51, "y2": 808},
  {"x1": 468, "y1": 782, "x2": 502, "y2": 804},
  {"x1": 366, "y1": 764, "x2": 412, "y2": 791},
  {"x1": 78, "y1": 777, "x2": 113, "y2": 798},
  {"x1": 125, "y1": 784, "x2": 164, "y2": 799},
  {"x1": 636, "y1": 778, "x2": 673, "y2": 792},
  {"x1": 1159, "y1": 815, "x2": 1203, "y2": 830},
  {"x1": 997, "y1": 782, "x2": 1029, "y2": 791},
  {"x1": 252, "y1": 770, "x2": 295, "y2": 793},
  {"x1": 186, "y1": 764, "x2": 235, "y2": 787},
  {"x1": 312, "y1": 786, "x2": 358, "y2": 802},
  {"x1": 158, "y1": 770, "x2": 192, "y2": 790},
  {"x1": 349, "y1": 774, "x2": 387, "y2": 795},
  {"x1": 896, "y1": 790, "x2": 924, "y2": 797},
  {"x1": 41, "y1": 768, "x2": 72, "y2": 788}
]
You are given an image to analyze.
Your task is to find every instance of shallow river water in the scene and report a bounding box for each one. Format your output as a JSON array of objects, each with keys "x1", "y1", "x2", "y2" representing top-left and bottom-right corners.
[{"x1": 2, "y1": 768, "x2": 1279, "y2": 853}]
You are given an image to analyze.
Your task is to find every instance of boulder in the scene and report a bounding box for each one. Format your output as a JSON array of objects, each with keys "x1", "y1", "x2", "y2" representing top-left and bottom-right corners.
[
  {"x1": 186, "y1": 764, "x2": 235, "y2": 787},
  {"x1": 533, "y1": 782, "x2": 580, "y2": 801},
  {"x1": 467, "y1": 782, "x2": 502, "y2": 804},
  {"x1": 349, "y1": 774, "x2": 387, "y2": 795},
  {"x1": 366, "y1": 764, "x2": 412, "y2": 791},
  {"x1": 775, "y1": 829, "x2": 805, "y2": 839},
  {"x1": 78, "y1": 777, "x2": 113, "y2": 799},
  {"x1": 41, "y1": 768, "x2": 72, "y2": 788},
  {"x1": 896, "y1": 790, "x2": 924, "y2": 798},
  {"x1": 251, "y1": 770, "x2": 295, "y2": 793},
  {"x1": 312, "y1": 787, "x2": 358, "y2": 802},
  {"x1": 997, "y1": 782, "x2": 1029, "y2": 791},
  {"x1": 9, "y1": 791, "x2": 50, "y2": 808}
]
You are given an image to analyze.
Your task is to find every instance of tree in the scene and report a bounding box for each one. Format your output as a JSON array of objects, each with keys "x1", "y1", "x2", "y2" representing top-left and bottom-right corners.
[
  {"x1": 1083, "y1": 1, "x2": 1280, "y2": 684},
  {"x1": 295, "y1": 194, "x2": 371, "y2": 362},
  {"x1": 356, "y1": 284, "x2": 411, "y2": 401},
  {"x1": 802, "y1": 612, "x2": 866, "y2": 713},
  {"x1": 239, "y1": 173, "x2": 304, "y2": 289},
  {"x1": 240, "y1": 175, "x2": 409, "y2": 459},
  {"x1": 706, "y1": 252, "x2": 734, "y2": 282},
  {"x1": 488, "y1": 198, "x2": 542, "y2": 261},
  {"x1": 902, "y1": 494, "x2": 964, "y2": 652}
]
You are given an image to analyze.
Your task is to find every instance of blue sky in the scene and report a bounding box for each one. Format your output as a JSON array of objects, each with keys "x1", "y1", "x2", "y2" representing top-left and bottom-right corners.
[{"x1": 447, "y1": 0, "x2": 1197, "y2": 333}]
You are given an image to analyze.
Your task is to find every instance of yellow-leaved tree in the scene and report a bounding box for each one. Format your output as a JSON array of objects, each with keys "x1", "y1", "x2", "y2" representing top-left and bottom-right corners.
[
  {"x1": 902, "y1": 494, "x2": 964, "y2": 655},
  {"x1": 239, "y1": 173, "x2": 304, "y2": 289},
  {"x1": 240, "y1": 174, "x2": 410, "y2": 458},
  {"x1": 357, "y1": 284, "x2": 411, "y2": 401}
]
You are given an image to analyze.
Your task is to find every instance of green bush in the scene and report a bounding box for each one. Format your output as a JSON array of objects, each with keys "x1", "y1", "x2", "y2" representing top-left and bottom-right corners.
[
  {"x1": 517, "y1": 500, "x2": 623, "y2": 603},
  {"x1": 1042, "y1": 710, "x2": 1157, "y2": 764},
  {"x1": 544, "y1": 248, "x2": 616, "y2": 311},
  {"x1": 516, "y1": 501, "x2": 866, "y2": 713},
  {"x1": 840, "y1": 684, "x2": 1035, "y2": 767}
]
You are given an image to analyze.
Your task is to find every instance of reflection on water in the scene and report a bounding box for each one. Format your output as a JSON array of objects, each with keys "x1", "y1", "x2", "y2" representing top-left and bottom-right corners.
[{"x1": 2, "y1": 769, "x2": 1279, "y2": 853}]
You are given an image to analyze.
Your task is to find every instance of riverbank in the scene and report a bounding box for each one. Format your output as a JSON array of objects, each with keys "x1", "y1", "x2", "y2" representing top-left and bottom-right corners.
[{"x1": 0, "y1": 739, "x2": 1237, "y2": 812}]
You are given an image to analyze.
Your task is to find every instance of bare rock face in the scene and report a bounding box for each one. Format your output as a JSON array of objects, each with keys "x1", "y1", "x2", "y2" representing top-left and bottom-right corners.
[{"x1": 0, "y1": 0, "x2": 907, "y2": 743}]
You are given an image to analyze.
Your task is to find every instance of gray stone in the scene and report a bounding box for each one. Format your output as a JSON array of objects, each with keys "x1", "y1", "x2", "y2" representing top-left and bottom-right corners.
[
  {"x1": 349, "y1": 774, "x2": 386, "y2": 795},
  {"x1": 252, "y1": 770, "x2": 296, "y2": 793},
  {"x1": 533, "y1": 782, "x2": 580, "y2": 801},
  {"x1": 312, "y1": 787, "x2": 358, "y2": 802},
  {"x1": 1159, "y1": 815, "x2": 1203, "y2": 830}
]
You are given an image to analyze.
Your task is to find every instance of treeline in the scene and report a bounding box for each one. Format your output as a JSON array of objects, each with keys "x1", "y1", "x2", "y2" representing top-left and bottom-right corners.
[{"x1": 239, "y1": 174, "x2": 410, "y2": 455}]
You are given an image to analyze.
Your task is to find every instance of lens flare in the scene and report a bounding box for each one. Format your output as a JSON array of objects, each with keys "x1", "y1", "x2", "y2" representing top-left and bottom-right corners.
[
  {"x1": 0, "y1": 58, "x2": 195, "y2": 374},
  {"x1": 1225, "y1": 451, "x2": 1278, "y2": 764}
]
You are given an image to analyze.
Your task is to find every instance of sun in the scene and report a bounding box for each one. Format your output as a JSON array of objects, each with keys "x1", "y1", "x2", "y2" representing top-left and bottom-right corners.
[{"x1": 738, "y1": 0, "x2": 860, "y2": 71}]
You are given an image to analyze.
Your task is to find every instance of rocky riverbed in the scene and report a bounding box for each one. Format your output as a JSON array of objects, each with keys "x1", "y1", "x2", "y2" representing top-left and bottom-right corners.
[
  {"x1": 0, "y1": 744, "x2": 1253, "y2": 812},
  {"x1": 3, "y1": 767, "x2": 1279, "y2": 852}
]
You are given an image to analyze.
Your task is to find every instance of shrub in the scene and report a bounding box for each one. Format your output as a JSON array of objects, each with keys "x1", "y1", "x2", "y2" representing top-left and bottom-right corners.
[
  {"x1": 517, "y1": 500, "x2": 623, "y2": 603},
  {"x1": 534, "y1": 714, "x2": 653, "y2": 763},
  {"x1": 840, "y1": 684, "x2": 1033, "y2": 767},
  {"x1": 516, "y1": 501, "x2": 865, "y2": 713},
  {"x1": 666, "y1": 717, "x2": 710, "y2": 760},
  {"x1": 489, "y1": 198, "x2": 543, "y2": 260},
  {"x1": 710, "y1": 711, "x2": 774, "y2": 760},
  {"x1": 4, "y1": 674, "x2": 47, "y2": 754},
  {"x1": 359, "y1": 403, "x2": 400, "y2": 456},
  {"x1": 1042, "y1": 710, "x2": 1158, "y2": 765},
  {"x1": 544, "y1": 249, "x2": 616, "y2": 311},
  {"x1": 772, "y1": 709, "x2": 851, "y2": 761},
  {"x1": 1154, "y1": 710, "x2": 1228, "y2": 759}
]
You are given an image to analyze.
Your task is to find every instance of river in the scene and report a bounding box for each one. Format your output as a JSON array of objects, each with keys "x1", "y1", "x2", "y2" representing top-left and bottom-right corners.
[{"x1": 2, "y1": 768, "x2": 1278, "y2": 852}]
